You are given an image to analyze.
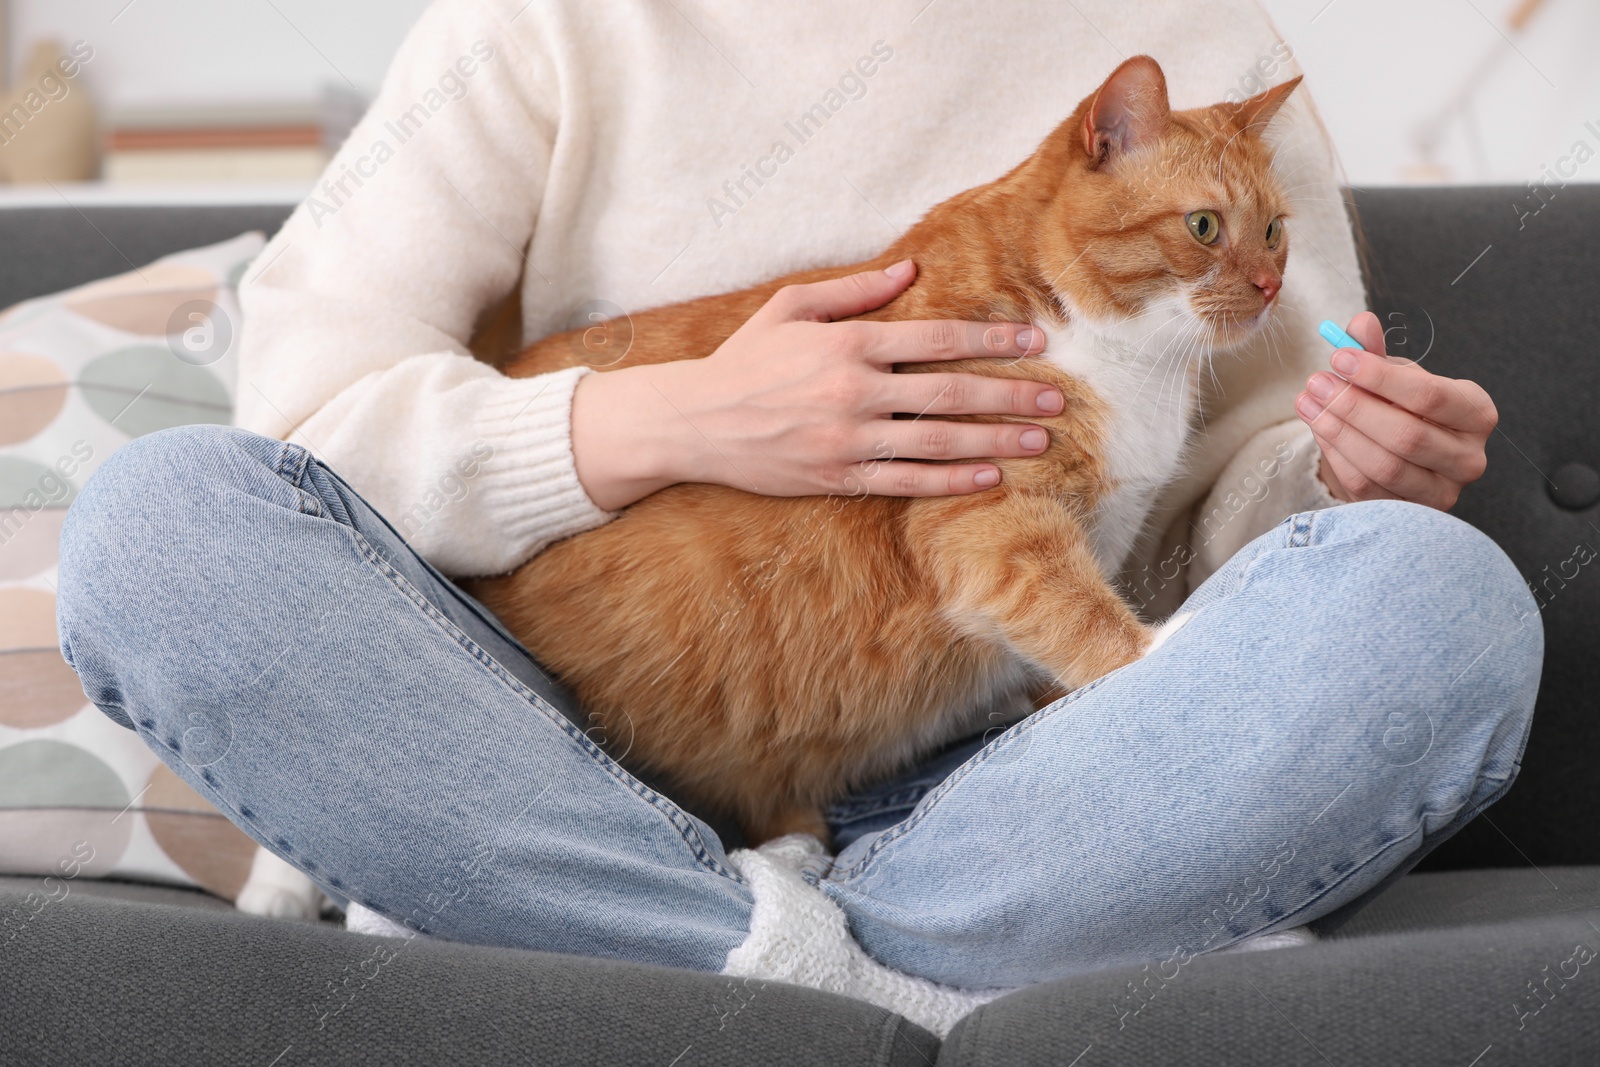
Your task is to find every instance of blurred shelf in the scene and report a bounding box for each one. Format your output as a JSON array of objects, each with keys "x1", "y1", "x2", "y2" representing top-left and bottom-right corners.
[{"x1": 0, "y1": 182, "x2": 312, "y2": 208}]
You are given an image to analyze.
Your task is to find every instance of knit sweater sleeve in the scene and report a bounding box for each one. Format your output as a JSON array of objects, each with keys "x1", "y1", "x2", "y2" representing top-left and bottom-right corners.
[
  {"x1": 1182, "y1": 419, "x2": 1343, "y2": 588},
  {"x1": 235, "y1": 0, "x2": 614, "y2": 577}
]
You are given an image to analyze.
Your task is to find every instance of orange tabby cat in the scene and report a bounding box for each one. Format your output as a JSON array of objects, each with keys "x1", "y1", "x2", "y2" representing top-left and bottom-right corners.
[{"x1": 469, "y1": 56, "x2": 1300, "y2": 845}]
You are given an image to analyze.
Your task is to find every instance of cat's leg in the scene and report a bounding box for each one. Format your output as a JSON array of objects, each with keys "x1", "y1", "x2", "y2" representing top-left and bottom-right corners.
[
  {"x1": 235, "y1": 846, "x2": 325, "y2": 919},
  {"x1": 913, "y1": 493, "x2": 1150, "y2": 690},
  {"x1": 744, "y1": 804, "x2": 832, "y2": 848}
]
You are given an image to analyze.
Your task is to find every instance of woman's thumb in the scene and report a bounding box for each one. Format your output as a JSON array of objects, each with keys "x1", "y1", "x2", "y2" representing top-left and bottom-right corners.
[
  {"x1": 1346, "y1": 311, "x2": 1387, "y2": 357},
  {"x1": 781, "y1": 260, "x2": 917, "y2": 322}
]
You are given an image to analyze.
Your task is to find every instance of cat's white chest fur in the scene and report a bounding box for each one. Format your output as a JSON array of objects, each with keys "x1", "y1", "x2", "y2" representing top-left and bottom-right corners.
[{"x1": 1040, "y1": 306, "x2": 1205, "y2": 576}]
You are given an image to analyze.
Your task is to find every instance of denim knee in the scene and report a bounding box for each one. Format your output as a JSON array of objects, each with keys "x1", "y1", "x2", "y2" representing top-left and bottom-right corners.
[
  {"x1": 1305, "y1": 500, "x2": 1540, "y2": 798},
  {"x1": 57, "y1": 425, "x2": 293, "y2": 728},
  {"x1": 1320, "y1": 499, "x2": 1543, "y2": 678}
]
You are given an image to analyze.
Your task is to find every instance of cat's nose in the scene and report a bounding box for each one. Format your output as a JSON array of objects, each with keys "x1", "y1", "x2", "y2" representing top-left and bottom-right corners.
[{"x1": 1252, "y1": 272, "x2": 1280, "y2": 304}]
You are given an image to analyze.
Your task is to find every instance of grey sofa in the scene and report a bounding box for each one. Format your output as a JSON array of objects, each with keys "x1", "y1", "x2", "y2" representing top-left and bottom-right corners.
[{"x1": 4, "y1": 187, "x2": 1599, "y2": 1065}]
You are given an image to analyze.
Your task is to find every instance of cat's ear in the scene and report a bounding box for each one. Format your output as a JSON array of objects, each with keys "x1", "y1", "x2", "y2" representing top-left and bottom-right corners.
[
  {"x1": 1211, "y1": 76, "x2": 1303, "y2": 138},
  {"x1": 1082, "y1": 55, "x2": 1171, "y2": 166}
]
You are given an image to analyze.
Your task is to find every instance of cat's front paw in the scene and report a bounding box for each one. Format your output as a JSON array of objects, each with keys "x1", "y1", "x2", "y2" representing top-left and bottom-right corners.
[
  {"x1": 235, "y1": 847, "x2": 324, "y2": 920},
  {"x1": 1143, "y1": 611, "x2": 1194, "y2": 657}
]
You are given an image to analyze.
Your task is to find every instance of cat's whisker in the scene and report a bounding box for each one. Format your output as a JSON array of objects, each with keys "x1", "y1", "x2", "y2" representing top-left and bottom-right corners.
[
  {"x1": 1132, "y1": 309, "x2": 1201, "y2": 404},
  {"x1": 1184, "y1": 316, "x2": 1203, "y2": 409},
  {"x1": 1146, "y1": 328, "x2": 1182, "y2": 406},
  {"x1": 1154, "y1": 316, "x2": 1204, "y2": 411},
  {"x1": 1208, "y1": 322, "x2": 1227, "y2": 419},
  {"x1": 1261, "y1": 315, "x2": 1290, "y2": 376},
  {"x1": 1272, "y1": 158, "x2": 1324, "y2": 183},
  {"x1": 1161, "y1": 318, "x2": 1201, "y2": 420}
]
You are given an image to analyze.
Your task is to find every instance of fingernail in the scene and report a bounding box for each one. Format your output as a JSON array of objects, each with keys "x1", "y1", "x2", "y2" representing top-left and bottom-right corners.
[
  {"x1": 1307, "y1": 373, "x2": 1336, "y2": 401},
  {"x1": 1015, "y1": 326, "x2": 1036, "y2": 352},
  {"x1": 1037, "y1": 389, "x2": 1064, "y2": 414},
  {"x1": 974, "y1": 467, "x2": 1000, "y2": 487},
  {"x1": 885, "y1": 259, "x2": 914, "y2": 279},
  {"x1": 1020, "y1": 428, "x2": 1048, "y2": 451},
  {"x1": 1296, "y1": 392, "x2": 1325, "y2": 419},
  {"x1": 1331, "y1": 349, "x2": 1360, "y2": 376}
]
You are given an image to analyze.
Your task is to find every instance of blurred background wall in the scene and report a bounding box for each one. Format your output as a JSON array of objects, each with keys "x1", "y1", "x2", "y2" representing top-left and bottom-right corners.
[{"x1": 1, "y1": 0, "x2": 1594, "y2": 191}]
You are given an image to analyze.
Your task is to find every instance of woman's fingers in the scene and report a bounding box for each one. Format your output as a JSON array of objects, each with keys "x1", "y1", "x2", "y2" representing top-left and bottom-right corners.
[
  {"x1": 1302, "y1": 398, "x2": 1459, "y2": 508},
  {"x1": 879, "y1": 371, "x2": 1064, "y2": 418},
  {"x1": 871, "y1": 418, "x2": 1050, "y2": 464},
  {"x1": 842, "y1": 459, "x2": 1006, "y2": 498},
  {"x1": 768, "y1": 263, "x2": 1046, "y2": 370},
  {"x1": 1345, "y1": 311, "x2": 1388, "y2": 357},
  {"x1": 1326, "y1": 345, "x2": 1498, "y2": 436},
  {"x1": 1300, "y1": 312, "x2": 1494, "y2": 511},
  {"x1": 769, "y1": 260, "x2": 921, "y2": 323},
  {"x1": 1317, "y1": 442, "x2": 1400, "y2": 503},
  {"x1": 852, "y1": 317, "x2": 1044, "y2": 365},
  {"x1": 1303, "y1": 373, "x2": 1487, "y2": 483}
]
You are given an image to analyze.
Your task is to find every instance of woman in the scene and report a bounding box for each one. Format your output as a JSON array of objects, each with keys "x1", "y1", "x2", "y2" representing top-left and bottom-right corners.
[{"x1": 55, "y1": 0, "x2": 1538, "y2": 1032}]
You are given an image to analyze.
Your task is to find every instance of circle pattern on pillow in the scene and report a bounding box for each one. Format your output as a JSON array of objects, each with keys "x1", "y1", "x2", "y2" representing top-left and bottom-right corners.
[
  {"x1": 0, "y1": 588, "x2": 82, "y2": 728},
  {"x1": 0, "y1": 230, "x2": 273, "y2": 903},
  {"x1": 0, "y1": 352, "x2": 69, "y2": 445},
  {"x1": 0, "y1": 455, "x2": 76, "y2": 582},
  {"x1": 0, "y1": 649, "x2": 84, "y2": 730},
  {"x1": 0, "y1": 510, "x2": 65, "y2": 582},
  {"x1": 80, "y1": 346, "x2": 231, "y2": 439},
  {"x1": 0, "y1": 740, "x2": 132, "y2": 876},
  {"x1": 144, "y1": 764, "x2": 259, "y2": 901},
  {"x1": 0, "y1": 455, "x2": 77, "y2": 506},
  {"x1": 64, "y1": 262, "x2": 218, "y2": 336},
  {"x1": 0, "y1": 586, "x2": 58, "y2": 649}
]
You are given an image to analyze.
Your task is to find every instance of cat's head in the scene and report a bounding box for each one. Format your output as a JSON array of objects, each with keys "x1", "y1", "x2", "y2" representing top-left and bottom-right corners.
[{"x1": 1040, "y1": 55, "x2": 1301, "y2": 350}]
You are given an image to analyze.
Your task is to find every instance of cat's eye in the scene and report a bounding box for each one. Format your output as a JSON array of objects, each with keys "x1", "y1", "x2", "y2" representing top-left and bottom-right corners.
[
  {"x1": 1186, "y1": 210, "x2": 1221, "y2": 246},
  {"x1": 1266, "y1": 216, "x2": 1285, "y2": 250}
]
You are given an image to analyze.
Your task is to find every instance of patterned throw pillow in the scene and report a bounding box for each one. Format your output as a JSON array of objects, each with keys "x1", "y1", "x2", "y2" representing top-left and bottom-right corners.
[{"x1": 0, "y1": 232, "x2": 307, "y2": 908}]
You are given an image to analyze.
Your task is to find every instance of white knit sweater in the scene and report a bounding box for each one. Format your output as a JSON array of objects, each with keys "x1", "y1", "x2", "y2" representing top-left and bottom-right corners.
[
  {"x1": 237, "y1": 0, "x2": 1356, "y2": 587},
  {"x1": 246, "y1": 0, "x2": 1359, "y2": 1023}
]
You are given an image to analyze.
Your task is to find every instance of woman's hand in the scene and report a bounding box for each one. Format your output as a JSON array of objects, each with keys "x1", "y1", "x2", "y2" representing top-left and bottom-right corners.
[
  {"x1": 571, "y1": 260, "x2": 1062, "y2": 510},
  {"x1": 1295, "y1": 311, "x2": 1497, "y2": 512}
]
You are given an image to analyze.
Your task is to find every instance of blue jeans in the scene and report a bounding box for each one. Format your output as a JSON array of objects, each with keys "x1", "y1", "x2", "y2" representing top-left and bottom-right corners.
[{"x1": 55, "y1": 426, "x2": 1541, "y2": 989}]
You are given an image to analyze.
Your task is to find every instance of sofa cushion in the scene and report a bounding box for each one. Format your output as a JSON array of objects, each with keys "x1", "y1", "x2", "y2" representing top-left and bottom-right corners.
[
  {"x1": 940, "y1": 866, "x2": 1600, "y2": 1066},
  {"x1": 0, "y1": 878, "x2": 939, "y2": 1067},
  {"x1": 1332, "y1": 866, "x2": 1600, "y2": 937},
  {"x1": 0, "y1": 872, "x2": 236, "y2": 912}
]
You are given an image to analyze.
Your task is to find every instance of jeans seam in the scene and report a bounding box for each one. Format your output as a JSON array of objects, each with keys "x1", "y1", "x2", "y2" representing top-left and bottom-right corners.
[
  {"x1": 827, "y1": 785, "x2": 933, "y2": 822},
  {"x1": 274, "y1": 439, "x2": 307, "y2": 481},
  {"x1": 339, "y1": 523, "x2": 745, "y2": 887},
  {"x1": 1288, "y1": 511, "x2": 1316, "y2": 548},
  {"x1": 274, "y1": 442, "x2": 325, "y2": 518},
  {"x1": 1236, "y1": 828, "x2": 1418, "y2": 942},
  {"x1": 1221, "y1": 787, "x2": 1494, "y2": 946},
  {"x1": 830, "y1": 672, "x2": 1115, "y2": 884},
  {"x1": 1235, "y1": 510, "x2": 1320, "y2": 593}
]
